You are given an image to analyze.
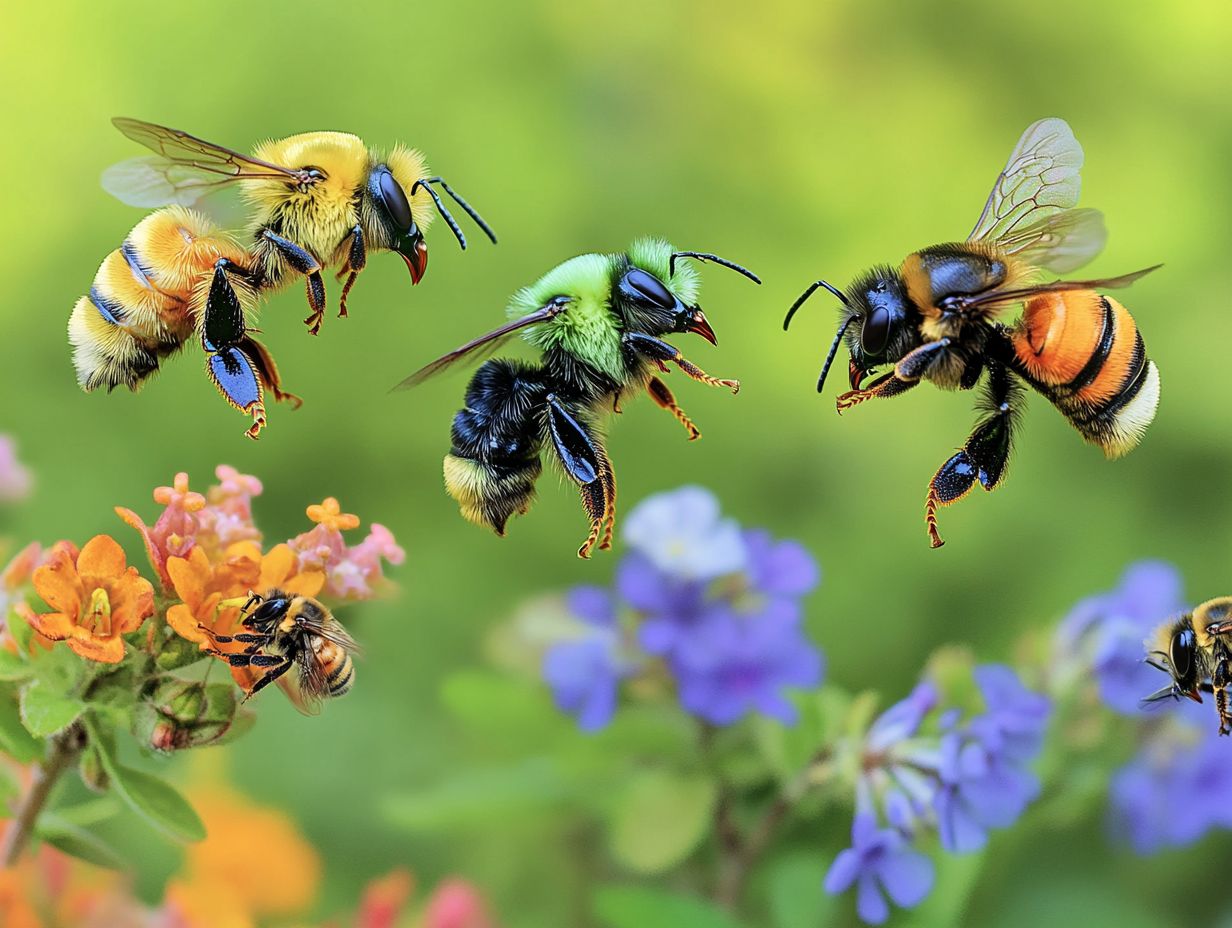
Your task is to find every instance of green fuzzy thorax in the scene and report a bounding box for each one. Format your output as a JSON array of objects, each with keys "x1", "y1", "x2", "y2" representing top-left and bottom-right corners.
[{"x1": 509, "y1": 239, "x2": 700, "y2": 383}]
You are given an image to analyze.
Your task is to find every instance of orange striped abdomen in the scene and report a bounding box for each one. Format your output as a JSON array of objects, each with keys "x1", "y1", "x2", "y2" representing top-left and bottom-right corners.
[
  {"x1": 69, "y1": 206, "x2": 252, "y2": 391},
  {"x1": 312, "y1": 637, "x2": 354, "y2": 697},
  {"x1": 1011, "y1": 290, "x2": 1159, "y2": 458}
]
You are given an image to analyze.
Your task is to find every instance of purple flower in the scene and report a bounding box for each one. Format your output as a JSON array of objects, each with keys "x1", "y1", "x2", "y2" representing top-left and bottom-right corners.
[
  {"x1": 621, "y1": 486, "x2": 746, "y2": 581},
  {"x1": 866, "y1": 681, "x2": 939, "y2": 752},
  {"x1": 616, "y1": 552, "x2": 721, "y2": 658},
  {"x1": 824, "y1": 813, "x2": 934, "y2": 925},
  {"x1": 743, "y1": 530, "x2": 820, "y2": 599},
  {"x1": 1056, "y1": 561, "x2": 1185, "y2": 714},
  {"x1": 542, "y1": 586, "x2": 633, "y2": 732},
  {"x1": 1110, "y1": 723, "x2": 1232, "y2": 853},
  {"x1": 671, "y1": 603, "x2": 824, "y2": 725}
]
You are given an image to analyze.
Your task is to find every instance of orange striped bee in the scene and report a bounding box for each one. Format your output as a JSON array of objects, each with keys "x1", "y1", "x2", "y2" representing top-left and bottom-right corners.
[
  {"x1": 70, "y1": 118, "x2": 495, "y2": 438},
  {"x1": 784, "y1": 118, "x2": 1160, "y2": 547},
  {"x1": 1144, "y1": 597, "x2": 1232, "y2": 736},
  {"x1": 200, "y1": 589, "x2": 359, "y2": 715}
]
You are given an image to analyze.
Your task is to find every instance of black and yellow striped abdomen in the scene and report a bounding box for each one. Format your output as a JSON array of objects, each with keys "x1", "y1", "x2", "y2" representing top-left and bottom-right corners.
[
  {"x1": 311, "y1": 636, "x2": 354, "y2": 698},
  {"x1": 1012, "y1": 290, "x2": 1159, "y2": 458},
  {"x1": 69, "y1": 206, "x2": 253, "y2": 392}
]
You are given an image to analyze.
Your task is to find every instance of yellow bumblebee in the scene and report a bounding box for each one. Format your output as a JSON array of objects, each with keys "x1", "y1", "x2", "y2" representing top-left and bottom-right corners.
[{"x1": 71, "y1": 118, "x2": 495, "y2": 438}]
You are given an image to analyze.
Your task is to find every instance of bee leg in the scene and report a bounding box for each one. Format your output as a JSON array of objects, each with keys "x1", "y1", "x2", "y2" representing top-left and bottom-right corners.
[
  {"x1": 259, "y1": 229, "x2": 327, "y2": 336},
  {"x1": 647, "y1": 376, "x2": 701, "y2": 441},
  {"x1": 1213, "y1": 658, "x2": 1232, "y2": 736},
  {"x1": 336, "y1": 225, "x2": 366, "y2": 319},
  {"x1": 545, "y1": 395, "x2": 614, "y2": 558},
  {"x1": 238, "y1": 335, "x2": 303, "y2": 410},
  {"x1": 923, "y1": 362, "x2": 1023, "y2": 548},
  {"x1": 201, "y1": 259, "x2": 268, "y2": 439},
  {"x1": 244, "y1": 655, "x2": 297, "y2": 700},
  {"x1": 623, "y1": 332, "x2": 740, "y2": 393},
  {"x1": 835, "y1": 372, "x2": 918, "y2": 414}
]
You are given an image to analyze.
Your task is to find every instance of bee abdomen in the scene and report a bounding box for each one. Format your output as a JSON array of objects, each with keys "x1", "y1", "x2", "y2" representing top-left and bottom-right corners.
[
  {"x1": 1013, "y1": 291, "x2": 1159, "y2": 458},
  {"x1": 326, "y1": 654, "x2": 354, "y2": 697},
  {"x1": 69, "y1": 207, "x2": 251, "y2": 393},
  {"x1": 445, "y1": 359, "x2": 548, "y2": 535}
]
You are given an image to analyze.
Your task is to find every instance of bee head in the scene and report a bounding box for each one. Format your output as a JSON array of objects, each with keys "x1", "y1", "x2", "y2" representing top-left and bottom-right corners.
[
  {"x1": 784, "y1": 268, "x2": 921, "y2": 393},
  {"x1": 368, "y1": 164, "x2": 428, "y2": 284},
  {"x1": 1143, "y1": 615, "x2": 1204, "y2": 706},
  {"x1": 614, "y1": 266, "x2": 718, "y2": 344}
]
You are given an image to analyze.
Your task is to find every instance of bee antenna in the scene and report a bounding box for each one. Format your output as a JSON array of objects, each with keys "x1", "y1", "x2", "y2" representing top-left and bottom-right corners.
[
  {"x1": 669, "y1": 251, "x2": 761, "y2": 285},
  {"x1": 783, "y1": 279, "x2": 849, "y2": 331},
  {"x1": 410, "y1": 177, "x2": 499, "y2": 251},
  {"x1": 1140, "y1": 684, "x2": 1180, "y2": 707},
  {"x1": 815, "y1": 316, "x2": 856, "y2": 394}
]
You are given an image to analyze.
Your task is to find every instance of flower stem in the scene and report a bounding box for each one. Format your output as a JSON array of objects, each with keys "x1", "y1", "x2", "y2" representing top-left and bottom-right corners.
[
  {"x1": 1, "y1": 723, "x2": 87, "y2": 868},
  {"x1": 713, "y1": 744, "x2": 834, "y2": 910}
]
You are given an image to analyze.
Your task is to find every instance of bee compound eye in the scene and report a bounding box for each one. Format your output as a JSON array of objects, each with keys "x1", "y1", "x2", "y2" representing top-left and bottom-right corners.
[
  {"x1": 372, "y1": 166, "x2": 413, "y2": 233},
  {"x1": 861, "y1": 306, "x2": 891, "y2": 355},
  {"x1": 1171, "y1": 629, "x2": 1195, "y2": 677},
  {"x1": 625, "y1": 269, "x2": 675, "y2": 308}
]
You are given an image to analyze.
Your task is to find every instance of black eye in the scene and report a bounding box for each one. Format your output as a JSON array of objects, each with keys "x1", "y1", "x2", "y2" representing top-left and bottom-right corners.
[
  {"x1": 625, "y1": 269, "x2": 675, "y2": 308},
  {"x1": 369, "y1": 166, "x2": 413, "y2": 233},
  {"x1": 861, "y1": 306, "x2": 891, "y2": 355},
  {"x1": 1172, "y1": 629, "x2": 1196, "y2": 677}
]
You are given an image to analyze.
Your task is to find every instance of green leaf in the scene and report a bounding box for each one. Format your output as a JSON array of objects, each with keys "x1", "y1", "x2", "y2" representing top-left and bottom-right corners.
[
  {"x1": 8, "y1": 609, "x2": 34, "y2": 655},
  {"x1": 37, "y1": 815, "x2": 127, "y2": 870},
  {"x1": 385, "y1": 758, "x2": 573, "y2": 831},
  {"x1": 0, "y1": 648, "x2": 32, "y2": 681},
  {"x1": 0, "y1": 685, "x2": 41, "y2": 762},
  {"x1": 19, "y1": 679, "x2": 86, "y2": 737},
  {"x1": 82, "y1": 715, "x2": 205, "y2": 842},
  {"x1": 0, "y1": 763, "x2": 18, "y2": 803},
  {"x1": 768, "y1": 850, "x2": 836, "y2": 928},
  {"x1": 608, "y1": 769, "x2": 717, "y2": 874},
  {"x1": 593, "y1": 885, "x2": 739, "y2": 928}
]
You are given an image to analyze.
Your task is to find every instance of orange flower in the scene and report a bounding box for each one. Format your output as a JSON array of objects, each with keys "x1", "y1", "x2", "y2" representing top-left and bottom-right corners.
[
  {"x1": 165, "y1": 786, "x2": 321, "y2": 928},
  {"x1": 306, "y1": 496, "x2": 361, "y2": 532},
  {"x1": 16, "y1": 536, "x2": 154, "y2": 664},
  {"x1": 164, "y1": 541, "x2": 323, "y2": 691}
]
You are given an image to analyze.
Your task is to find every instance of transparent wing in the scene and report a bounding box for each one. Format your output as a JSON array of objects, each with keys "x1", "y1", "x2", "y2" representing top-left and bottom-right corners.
[
  {"x1": 297, "y1": 614, "x2": 362, "y2": 657},
  {"x1": 968, "y1": 118, "x2": 1103, "y2": 270},
  {"x1": 392, "y1": 297, "x2": 573, "y2": 391},
  {"x1": 960, "y1": 265, "x2": 1160, "y2": 312},
  {"x1": 995, "y1": 207, "x2": 1107, "y2": 274},
  {"x1": 277, "y1": 649, "x2": 327, "y2": 717},
  {"x1": 102, "y1": 117, "x2": 308, "y2": 208}
]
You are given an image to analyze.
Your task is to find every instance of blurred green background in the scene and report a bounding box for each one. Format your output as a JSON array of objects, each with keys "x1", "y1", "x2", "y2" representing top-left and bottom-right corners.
[{"x1": 1, "y1": 0, "x2": 1230, "y2": 924}]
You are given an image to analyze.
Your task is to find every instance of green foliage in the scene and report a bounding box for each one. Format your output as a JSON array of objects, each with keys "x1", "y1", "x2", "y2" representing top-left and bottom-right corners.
[
  {"x1": 19, "y1": 679, "x2": 86, "y2": 737},
  {"x1": 36, "y1": 814, "x2": 128, "y2": 871},
  {"x1": 593, "y1": 885, "x2": 741, "y2": 928},
  {"x1": 82, "y1": 715, "x2": 206, "y2": 843},
  {"x1": 766, "y1": 851, "x2": 838, "y2": 928},
  {"x1": 0, "y1": 684, "x2": 41, "y2": 762},
  {"x1": 607, "y1": 769, "x2": 717, "y2": 874}
]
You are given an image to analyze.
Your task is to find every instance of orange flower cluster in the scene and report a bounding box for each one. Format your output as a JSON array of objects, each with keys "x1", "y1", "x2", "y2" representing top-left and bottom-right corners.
[{"x1": 16, "y1": 536, "x2": 154, "y2": 664}]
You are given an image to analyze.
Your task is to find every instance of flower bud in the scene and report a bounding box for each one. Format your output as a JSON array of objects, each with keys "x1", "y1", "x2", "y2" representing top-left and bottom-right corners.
[{"x1": 134, "y1": 678, "x2": 239, "y2": 753}]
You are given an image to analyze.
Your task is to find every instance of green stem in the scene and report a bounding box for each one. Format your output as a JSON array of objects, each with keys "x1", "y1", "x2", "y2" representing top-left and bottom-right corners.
[{"x1": 1, "y1": 723, "x2": 87, "y2": 868}]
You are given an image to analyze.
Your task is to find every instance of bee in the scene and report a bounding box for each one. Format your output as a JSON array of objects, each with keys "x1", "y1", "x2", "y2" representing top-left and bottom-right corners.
[
  {"x1": 783, "y1": 118, "x2": 1161, "y2": 547},
  {"x1": 71, "y1": 117, "x2": 495, "y2": 438},
  {"x1": 1144, "y1": 597, "x2": 1232, "y2": 736},
  {"x1": 396, "y1": 239, "x2": 760, "y2": 557},
  {"x1": 199, "y1": 589, "x2": 359, "y2": 714}
]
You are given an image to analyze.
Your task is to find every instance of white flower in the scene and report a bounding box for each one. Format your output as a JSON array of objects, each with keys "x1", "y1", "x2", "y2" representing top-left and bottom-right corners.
[{"x1": 622, "y1": 485, "x2": 746, "y2": 581}]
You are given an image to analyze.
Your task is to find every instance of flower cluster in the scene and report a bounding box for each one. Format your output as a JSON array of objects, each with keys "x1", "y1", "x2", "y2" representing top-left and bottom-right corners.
[
  {"x1": 825, "y1": 664, "x2": 1051, "y2": 924},
  {"x1": 1054, "y1": 562, "x2": 1232, "y2": 853},
  {"x1": 541, "y1": 486, "x2": 823, "y2": 731}
]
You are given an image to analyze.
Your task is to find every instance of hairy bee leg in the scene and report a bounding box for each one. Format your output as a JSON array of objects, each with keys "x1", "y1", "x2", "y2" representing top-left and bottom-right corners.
[
  {"x1": 544, "y1": 395, "x2": 612, "y2": 558},
  {"x1": 835, "y1": 372, "x2": 919, "y2": 413},
  {"x1": 201, "y1": 260, "x2": 267, "y2": 439},
  {"x1": 923, "y1": 362, "x2": 1022, "y2": 548},
  {"x1": 647, "y1": 376, "x2": 701, "y2": 440},
  {"x1": 259, "y1": 229, "x2": 327, "y2": 335},
  {"x1": 337, "y1": 224, "x2": 366, "y2": 318},
  {"x1": 1214, "y1": 658, "x2": 1232, "y2": 736},
  {"x1": 622, "y1": 332, "x2": 739, "y2": 393},
  {"x1": 238, "y1": 336, "x2": 303, "y2": 409},
  {"x1": 244, "y1": 656, "x2": 297, "y2": 699}
]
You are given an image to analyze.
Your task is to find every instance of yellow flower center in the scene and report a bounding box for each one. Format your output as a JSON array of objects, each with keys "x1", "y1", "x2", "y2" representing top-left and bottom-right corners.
[{"x1": 81, "y1": 587, "x2": 113, "y2": 637}]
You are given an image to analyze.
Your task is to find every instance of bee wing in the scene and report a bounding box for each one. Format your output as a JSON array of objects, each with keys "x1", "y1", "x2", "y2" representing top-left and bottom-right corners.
[
  {"x1": 102, "y1": 117, "x2": 305, "y2": 208},
  {"x1": 298, "y1": 614, "x2": 363, "y2": 657},
  {"x1": 391, "y1": 297, "x2": 573, "y2": 390},
  {"x1": 959, "y1": 265, "x2": 1161, "y2": 312},
  {"x1": 276, "y1": 649, "x2": 328, "y2": 717},
  {"x1": 968, "y1": 118, "x2": 1105, "y2": 271}
]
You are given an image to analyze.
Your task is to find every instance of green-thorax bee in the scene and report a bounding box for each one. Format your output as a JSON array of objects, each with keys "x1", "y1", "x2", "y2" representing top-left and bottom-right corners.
[
  {"x1": 1144, "y1": 597, "x2": 1232, "y2": 736},
  {"x1": 396, "y1": 239, "x2": 759, "y2": 557},
  {"x1": 783, "y1": 118, "x2": 1160, "y2": 548}
]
